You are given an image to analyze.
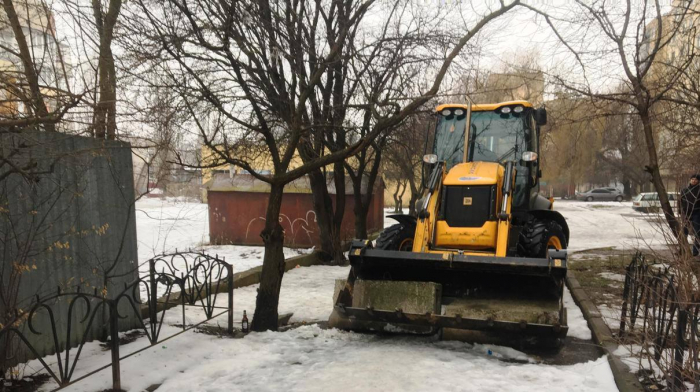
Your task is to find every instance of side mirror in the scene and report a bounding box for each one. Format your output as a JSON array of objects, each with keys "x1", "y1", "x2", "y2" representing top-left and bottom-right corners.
[
  {"x1": 421, "y1": 154, "x2": 438, "y2": 189},
  {"x1": 535, "y1": 108, "x2": 547, "y2": 126}
]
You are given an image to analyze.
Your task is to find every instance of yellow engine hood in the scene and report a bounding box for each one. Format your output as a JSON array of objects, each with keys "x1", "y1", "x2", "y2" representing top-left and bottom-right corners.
[{"x1": 443, "y1": 162, "x2": 502, "y2": 186}]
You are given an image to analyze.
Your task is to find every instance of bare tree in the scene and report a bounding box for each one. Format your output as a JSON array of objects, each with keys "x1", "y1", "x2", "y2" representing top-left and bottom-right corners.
[
  {"x1": 0, "y1": 0, "x2": 80, "y2": 133},
  {"x1": 597, "y1": 99, "x2": 650, "y2": 198},
  {"x1": 528, "y1": 0, "x2": 698, "y2": 239},
  {"x1": 123, "y1": 0, "x2": 520, "y2": 330},
  {"x1": 384, "y1": 109, "x2": 433, "y2": 217}
]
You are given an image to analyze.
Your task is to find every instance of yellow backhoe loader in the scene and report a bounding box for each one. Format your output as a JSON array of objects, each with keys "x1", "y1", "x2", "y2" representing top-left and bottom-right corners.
[{"x1": 329, "y1": 100, "x2": 569, "y2": 349}]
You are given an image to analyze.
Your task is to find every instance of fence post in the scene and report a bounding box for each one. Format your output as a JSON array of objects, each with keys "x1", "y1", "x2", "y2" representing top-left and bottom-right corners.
[
  {"x1": 619, "y1": 263, "x2": 631, "y2": 336},
  {"x1": 149, "y1": 259, "x2": 157, "y2": 340},
  {"x1": 227, "y1": 264, "x2": 233, "y2": 335},
  {"x1": 672, "y1": 308, "x2": 688, "y2": 391},
  {"x1": 109, "y1": 301, "x2": 121, "y2": 391}
]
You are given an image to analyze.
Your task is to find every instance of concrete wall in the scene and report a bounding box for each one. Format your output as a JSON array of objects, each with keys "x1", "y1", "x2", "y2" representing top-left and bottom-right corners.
[{"x1": 0, "y1": 132, "x2": 140, "y2": 363}]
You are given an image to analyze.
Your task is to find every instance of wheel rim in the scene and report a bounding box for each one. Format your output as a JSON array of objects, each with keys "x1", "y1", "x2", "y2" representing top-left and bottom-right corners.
[
  {"x1": 547, "y1": 236, "x2": 562, "y2": 250},
  {"x1": 398, "y1": 238, "x2": 413, "y2": 251}
]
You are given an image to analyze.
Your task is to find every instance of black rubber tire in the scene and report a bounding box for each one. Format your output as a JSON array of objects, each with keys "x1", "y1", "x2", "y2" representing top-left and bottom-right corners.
[
  {"x1": 518, "y1": 217, "x2": 568, "y2": 258},
  {"x1": 375, "y1": 223, "x2": 416, "y2": 251},
  {"x1": 615, "y1": 195, "x2": 623, "y2": 202},
  {"x1": 585, "y1": 196, "x2": 593, "y2": 202}
]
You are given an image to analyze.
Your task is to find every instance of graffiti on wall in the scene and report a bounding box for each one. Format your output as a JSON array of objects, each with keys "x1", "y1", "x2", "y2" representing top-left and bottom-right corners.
[{"x1": 245, "y1": 210, "x2": 317, "y2": 245}]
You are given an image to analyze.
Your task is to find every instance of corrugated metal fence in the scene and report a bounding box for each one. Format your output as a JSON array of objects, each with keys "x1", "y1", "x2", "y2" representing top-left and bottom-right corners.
[{"x1": 0, "y1": 131, "x2": 140, "y2": 366}]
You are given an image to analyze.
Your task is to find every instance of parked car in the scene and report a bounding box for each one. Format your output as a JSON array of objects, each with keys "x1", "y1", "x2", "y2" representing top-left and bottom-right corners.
[
  {"x1": 576, "y1": 188, "x2": 624, "y2": 202},
  {"x1": 632, "y1": 192, "x2": 679, "y2": 213}
]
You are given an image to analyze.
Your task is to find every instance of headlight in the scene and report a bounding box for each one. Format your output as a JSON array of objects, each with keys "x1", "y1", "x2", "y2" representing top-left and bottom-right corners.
[
  {"x1": 522, "y1": 151, "x2": 538, "y2": 162},
  {"x1": 441, "y1": 109, "x2": 452, "y2": 116},
  {"x1": 500, "y1": 106, "x2": 511, "y2": 114},
  {"x1": 454, "y1": 109, "x2": 464, "y2": 116},
  {"x1": 513, "y1": 105, "x2": 524, "y2": 113}
]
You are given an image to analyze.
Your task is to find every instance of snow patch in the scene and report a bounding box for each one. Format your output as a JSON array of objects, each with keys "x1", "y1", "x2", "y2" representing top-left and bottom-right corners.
[
  {"x1": 599, "y1": 272, "x2": 626, "y2": 282},
  {"x1": 563, "y1": 286, "x2": 592, "y2": 341}
]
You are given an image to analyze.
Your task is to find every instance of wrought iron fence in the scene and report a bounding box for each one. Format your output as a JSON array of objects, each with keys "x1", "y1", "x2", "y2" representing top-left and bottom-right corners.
[
  {"x1": 619, "y1": 253, "x2": 700, "y2": 391},
  {"x1": 0, "y1": 251, "x2": 233, "y2": 391}
]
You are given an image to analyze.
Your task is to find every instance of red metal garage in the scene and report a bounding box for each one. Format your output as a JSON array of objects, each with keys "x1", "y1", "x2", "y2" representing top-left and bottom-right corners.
[{"x1": 206, "y1": 173, "x2": 384, "y2": 248}]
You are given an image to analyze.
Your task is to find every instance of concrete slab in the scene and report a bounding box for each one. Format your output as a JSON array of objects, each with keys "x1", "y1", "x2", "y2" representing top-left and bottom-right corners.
[
  {"x1": 329, "y1": 280, "x2": 441, "y2": 334},
  {"x1": 352, "y1": 280, "x2": 442, "y2": 314}
]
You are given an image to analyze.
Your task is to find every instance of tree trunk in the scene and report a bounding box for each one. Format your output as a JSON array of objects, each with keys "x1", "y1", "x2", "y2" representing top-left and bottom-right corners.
[
  {"x1": 306, "y1": 168, "x2": 345, "y2": 265},
  {"x1": 639, "y1": 110, "x2": 681, "y2": 239},
  {"x1": 622, "y1": 176, "x2": 632, "y2": 200},
  {"x1": 351, "y1": 144, "x2": 382, "y2": 240},
  {"x1": 407, "y1": 179, "x2": 419, "y2": 217},
  {"x1": 2, "y1": 0, "x2": 55, "y2": 132},
  {"x1": 392, "y1": 181, "x2": 402, "y2": 213},
  {"x1": 92, "y1": 0, "x2": 121, "y2": 140},
  {"x1": 331, "y1": 162, "x2": 346, "y2": 264},
  {"x1": 398, "y1": 180, "x2": 407, "y2": 213},
  {"x1": 353, "y1": 178, "x2": 370, "y2": 239},
  {"x1": 252, "y1": 184, "x2": 286, "y2": 331}
]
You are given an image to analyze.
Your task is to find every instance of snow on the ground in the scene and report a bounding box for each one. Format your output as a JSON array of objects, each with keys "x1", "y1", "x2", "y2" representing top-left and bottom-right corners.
[
  {"x1": 45, "y1": 265, "x2": 615, "y2": 392},
  {"x1": 135, "y1": 198, "x2": 311, "y2": 287},
  {"x1": 31, "y1": 200, "x2": 630, "y2": 391},
  {"x1": 44, "y1": 324, "x2": 617, "y2": 392},
  {"x1": 164, "y1": 266, "x2": 350, "y2": 327},
  {"x1": 135, "y1": 197, "x2": 209, "y2": 263},
  {"x1": 564, "y1": 286, "x2": 592, "y2": 341},
  {"x1": 154, "y1": 326, "x2": 616, "y2": 392},
  {"x1": 598, "y1": 272, "x2": 626, "y2": 283},
  {"x1": 555, "y1": 200, "x2": 668, "y2": 252},
  {"x1": 598, "y1": 304, "x2": 623, "y2": 329}
]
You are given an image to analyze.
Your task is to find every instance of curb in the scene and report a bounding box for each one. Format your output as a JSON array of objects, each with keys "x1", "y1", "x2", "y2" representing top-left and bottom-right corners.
[
  {"x1": 140, "y1": 250, "x2": 326, "y2": 317},
  {"x1": 566, "y1": 271, "x2": 642, "y2": 392},
  {"x1": 142, "y1": 232, "x2": 381, "y2": 317},
  {"x1": 229, "y1": 249, "x2": 327, "y2": 288}
]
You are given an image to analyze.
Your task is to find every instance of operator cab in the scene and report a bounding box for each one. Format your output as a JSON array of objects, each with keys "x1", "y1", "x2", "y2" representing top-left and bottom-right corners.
[{"x1": 430, "y1": 101, "x2": 546, "y2": 210}]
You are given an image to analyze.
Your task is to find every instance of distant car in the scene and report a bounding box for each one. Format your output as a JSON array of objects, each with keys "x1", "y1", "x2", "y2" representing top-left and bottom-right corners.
[
  {"x1": 576, "y1": 188, "x2": 624, "y2": 202},
  {"x1": 632, "y1": 192, "x2": 679, "y2": 213}
]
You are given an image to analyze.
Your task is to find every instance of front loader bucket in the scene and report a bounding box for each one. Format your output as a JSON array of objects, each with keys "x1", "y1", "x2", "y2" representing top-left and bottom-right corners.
[{"x1": 329, "y1": 241, "x2": 568, "y2": 349}]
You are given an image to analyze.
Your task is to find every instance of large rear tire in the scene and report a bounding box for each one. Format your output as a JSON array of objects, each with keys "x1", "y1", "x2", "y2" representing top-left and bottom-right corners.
[
  {"x1": 518, "y1": 217, "x2": 567, "y2": 258},
  {"x1": 375, "y1": 223, "x2": 416, "y2": 251}
]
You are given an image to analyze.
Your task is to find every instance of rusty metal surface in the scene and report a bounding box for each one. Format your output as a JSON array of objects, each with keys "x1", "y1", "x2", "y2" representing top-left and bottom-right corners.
[{"x1": 208, "y1": 190, "x2": 384, "y2": 247}]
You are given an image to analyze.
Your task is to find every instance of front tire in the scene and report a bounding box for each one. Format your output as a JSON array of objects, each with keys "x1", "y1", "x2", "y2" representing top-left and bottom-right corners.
[
  {"x1": 615, "y1": 196, "x2": 623, "y2": 202},
  {"x1": 586, "y1": 196, "x2": 593, "y2": 202},
  {"x1": 518, "y1": 217, "x2": 567, "y2": 258},
  {"x1": 375, "y1": 223, "x2": 416, "y2": 251}
]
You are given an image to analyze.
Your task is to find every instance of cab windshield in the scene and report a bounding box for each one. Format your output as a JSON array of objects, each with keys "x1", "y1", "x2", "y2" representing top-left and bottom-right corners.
[
  {"x1": 468, "y1": 111, "x2": 529, "y2": 163},
  {"x1": 432, "y1": 109, "x2": 467, "y2": 168},
  {"x1": 432, "y1": 106, "x2": 536, "y2": 208},
  {"x1": 433, "y1": 108, "x2": 532, "y2": 169}
]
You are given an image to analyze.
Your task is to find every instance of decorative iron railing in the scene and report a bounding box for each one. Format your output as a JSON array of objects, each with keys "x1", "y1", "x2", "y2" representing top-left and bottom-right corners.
[
  {"x1": 0, "y1": 251, "x2": 233, "y2": 391},
  {"x1": 619, "y1": 253, "x2": 700, "y2": 391}
]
